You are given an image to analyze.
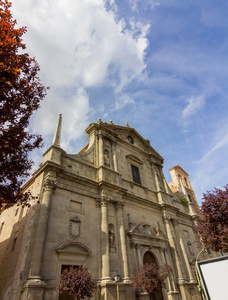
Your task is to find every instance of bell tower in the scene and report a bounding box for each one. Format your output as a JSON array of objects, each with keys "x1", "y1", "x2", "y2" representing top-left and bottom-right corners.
[{"x1": 168, "y1": 164, "x2": 200, "y2": 215}]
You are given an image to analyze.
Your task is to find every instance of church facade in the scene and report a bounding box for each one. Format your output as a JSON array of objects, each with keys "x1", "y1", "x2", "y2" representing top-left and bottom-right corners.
[{"x1": 0, "y1": 116, "x2": 213, "y2": 300}]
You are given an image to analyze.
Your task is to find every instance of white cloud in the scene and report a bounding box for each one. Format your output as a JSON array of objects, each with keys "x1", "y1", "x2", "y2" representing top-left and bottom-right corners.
[
  {"x1": 33, "y1": 87, "x2": 90, "y2": 149},
  {"x1": 113, "y1": 93, "x2": 135, "y2": 110},
  {"x1": 11, "y1": 0, "x2": 149, "y2": 150},
  {"x1": 198, "y1": 130, "x2": 228, "y2": 164},
  {"x1": 190, "y1": 123, "x2": 228, "y2": 202},
  {"x1": 12, "y1": 0, "x2": 148, "y2": 90},
  {"x1": 129, "y1": 0, "x2": 160, "y2": 11},
  {"x1": 182, "y1": 95, "x2": 205, "y2": 119}
]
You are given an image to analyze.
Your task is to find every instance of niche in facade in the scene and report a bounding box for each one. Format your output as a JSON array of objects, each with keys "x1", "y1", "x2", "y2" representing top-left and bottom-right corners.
[{"x1": 108, "y1": 223, "x2": 116, "y2": 253}]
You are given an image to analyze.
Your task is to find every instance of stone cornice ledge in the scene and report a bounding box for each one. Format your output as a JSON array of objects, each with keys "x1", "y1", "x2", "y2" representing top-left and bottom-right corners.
[
  {"x1": 33, "y1": 160, "x2": 64, "y2": 178},
  {"x1": 124, "y1": 192, "x2": 161, "y2": 208}
]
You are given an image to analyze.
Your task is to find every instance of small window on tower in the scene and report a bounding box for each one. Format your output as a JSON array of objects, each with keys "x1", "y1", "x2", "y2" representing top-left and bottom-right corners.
[
  {"x1": 131, "y1": 165, "x2": 141, "y2": 184},
  {"x1": 184, "y1": 177, "x2": 189, "y2": 187},
  {"x1": 188, "y1": 194, "x2": 193, "y2": 202}
]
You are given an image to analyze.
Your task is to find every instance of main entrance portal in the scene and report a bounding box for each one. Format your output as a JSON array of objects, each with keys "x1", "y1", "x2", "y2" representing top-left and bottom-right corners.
[{"x1": 143, "y1": 252, "x2": 164, "y2": 300}]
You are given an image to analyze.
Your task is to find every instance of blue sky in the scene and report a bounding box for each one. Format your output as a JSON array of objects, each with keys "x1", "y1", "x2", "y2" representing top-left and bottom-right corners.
[{"x1": 11, "y1": 0, "x2": 228, "y2": 202}]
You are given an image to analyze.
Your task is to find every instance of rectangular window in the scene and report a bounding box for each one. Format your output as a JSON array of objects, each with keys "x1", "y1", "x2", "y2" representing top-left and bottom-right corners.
[
  {"x1": 188, "y1": 194, "x2": 193, "y2": 202},
  {"x1": 131, "y1": 165, "x2": 141, "y2": 184}
]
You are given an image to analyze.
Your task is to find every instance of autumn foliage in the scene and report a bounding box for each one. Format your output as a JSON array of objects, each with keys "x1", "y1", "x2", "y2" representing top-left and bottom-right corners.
[
  {"x1": 131, "y1": 263, "x2": 172, "y2": 296},
  {"x1": 195, "y1": 185, "x2": 228, "y2": 253},
  {"x1": 57, "y1": 265, "x2": 95, "y2": 300},
  {"x1": 0, "y1": 0, "x2": 47, "y2": 209}
]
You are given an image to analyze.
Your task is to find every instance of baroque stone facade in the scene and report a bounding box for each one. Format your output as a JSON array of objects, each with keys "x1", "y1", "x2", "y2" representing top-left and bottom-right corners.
[{"x1": 0, "y1": 116, "x2": 216, "y2": 300}]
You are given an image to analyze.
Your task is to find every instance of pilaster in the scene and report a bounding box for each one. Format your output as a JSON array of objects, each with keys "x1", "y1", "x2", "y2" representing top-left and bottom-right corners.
[
  {"x1": 100, "y1": 194, "x2": 111, "y2": 281},
  {"x1": 23, "y1": 174, "x2": 56, "y2": 298},
  {"x1": 98, "y1": 132, "x2": 104, "y2": 167},
  {"x1": 115, "y1": 201, "x2": 130, "y2": 282},
  {"x1": 172, "y1": 219, "x2": 195, "y2": 282},
  {"x1": 163, "y1": 217, "x2": 184, "y2": 282}
]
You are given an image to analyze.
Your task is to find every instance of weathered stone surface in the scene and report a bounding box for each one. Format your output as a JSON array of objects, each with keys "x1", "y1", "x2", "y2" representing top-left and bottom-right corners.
[{"x1": 0, "y1": 118, "x2": 214, "y2": 300}]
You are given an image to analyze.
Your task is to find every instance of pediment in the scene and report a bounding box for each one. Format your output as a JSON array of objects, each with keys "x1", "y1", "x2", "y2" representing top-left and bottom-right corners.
[
  {"x1": 56, "y1": 242, "x2": 91, "y2": 256},
  {"x1": 85, "y1": 121, "x2": 164, "y2": 163},
  {"x1": 127, "y1": 223, "x2": 167, "y2": 240},
  {"x1": 103, "y1": 123, "x2": 163, "y2": 161}
]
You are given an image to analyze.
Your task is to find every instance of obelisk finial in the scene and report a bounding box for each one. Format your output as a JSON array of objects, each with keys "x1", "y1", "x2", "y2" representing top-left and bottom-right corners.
[{"x1": 52, "y1": 114, "x2": 62, "y2": 146}]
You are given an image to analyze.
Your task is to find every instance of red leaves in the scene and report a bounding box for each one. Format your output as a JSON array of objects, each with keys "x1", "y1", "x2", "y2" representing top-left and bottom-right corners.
[
  {"x1": 57, "y1": 265, "x2": 95, "y2": 300},
  {"x1": 195, "y1": 185, "x2": 228, "y2": 252},
  {"x1": 0, "y1": 0, "x2": 47, "y2": 209},
  {"x1": 131, "y1": 263, "x2": 172, "y2": 295}
]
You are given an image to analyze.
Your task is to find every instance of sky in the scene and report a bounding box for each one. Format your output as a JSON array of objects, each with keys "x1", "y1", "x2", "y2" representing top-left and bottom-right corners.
[{"x1": 11, "y1": 0, "x2": 228, "y2": 203}]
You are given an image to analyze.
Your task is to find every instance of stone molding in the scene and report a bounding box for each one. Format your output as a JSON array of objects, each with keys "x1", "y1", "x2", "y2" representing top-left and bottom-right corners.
[
  {"x1": 43, "y1": 178, "x2": 57, "y2": 192},
  {"x1": 115, "y1": 201, "x2": 124, "y2": 211}
]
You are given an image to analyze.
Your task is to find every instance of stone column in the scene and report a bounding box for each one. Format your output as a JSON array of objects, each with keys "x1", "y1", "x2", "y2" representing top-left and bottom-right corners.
[
  {"x1": 150, "y1": 162, "x2": 160, "y2": 191},
  {"x1": 163, "y1": 217, "x2": 183, "y2": 281},
  {"x1": 100, "y1": 195, "x2": 111, "y2": 281},
  {"x1": 164, "y1": 248, "x2": 177, "y2": 292},
  {"x1": 150, "y1": 162, "x2": 164, "y2": 204},
  {"x1": 98, "y1": 132, "x2": 104, "y2": 167},
  {"x1": 172, "y1": 219, "x2": 195, "y2": 282},
  {"x1": 164, "y1": 217, "x2": 188, "y2": 300},
  {"x1": 112, "y1": 141, "x2": 118, "y2": 172},
  {"x1": 160, "y1": 167, "x2": 169, "y2": 194},
  {"x1": 159, "y1": 248, "x2": 172, "y2": 292},
  {"x1": 115, "y1": 202, "x2": 130, "y2": 281},
  {"x1": 28, "y1": 176, "x2": 56, "y2": 280},
  {"x1": 95, "y1": 133, "x2": 100, "y2": 167},
  {"x1": 131, "y1": 243, "x2": 138, "y2": 269},
  {"x1": 136, "y1": 243, "x2": 143, "y2": 267}
]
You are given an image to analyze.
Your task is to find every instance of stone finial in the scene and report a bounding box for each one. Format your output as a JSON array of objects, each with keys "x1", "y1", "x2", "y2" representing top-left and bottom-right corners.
[
  {"x1": 109, "y1": 120, "x2": 114, "y2": 124},
  {"x1": 52, "y1": 114, "x2": 62, "y2": 146},
  {"x1": 126, "y1": 121, "x2": 130, "y2": 127}
]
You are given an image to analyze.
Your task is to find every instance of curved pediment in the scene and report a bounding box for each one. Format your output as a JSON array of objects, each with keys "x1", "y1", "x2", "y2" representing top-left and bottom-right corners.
[{"x1": 56, "y1": 242, "x2": 91, "y2": 256}]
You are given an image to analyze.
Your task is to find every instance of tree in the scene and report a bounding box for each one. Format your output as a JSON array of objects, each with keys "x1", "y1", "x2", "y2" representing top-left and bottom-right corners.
[
  {"x1": 131, "y1": 263, "x2": 172, "y2": 298},
  {"x1": 195, "y1": 185, "x2": 228, "y2": 253},
  {"x1": 0, "y1": 0, "x2": 47, "y2": 209},
  {"x1": 57, "y1": 265, "x2": 95, "y2": 300}
]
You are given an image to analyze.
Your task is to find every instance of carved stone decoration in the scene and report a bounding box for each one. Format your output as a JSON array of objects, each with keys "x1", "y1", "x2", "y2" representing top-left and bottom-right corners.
[
  {"x1": 95, "y1": 198, "x2": 101, "y2": 208},
  {"x1": 109, "y1": 231, "x2": 115, "y2": 246},
  {"x1": 43, "y1": 178, "x2": 57, "y2": 193},
  {"x1": 104, "y1": 149, "x2": 110, "y2": 166},
  {"x1": 115, "y1": 201, "x2": 124, "y2": 211},
  {"x1": 109, "y1": 231, "x2": 116, "y2": 253},
  {"x1": 154, "y1": 226, "x2": 167, "y2": 238},
  {"x1": 68, "y1": 216, "x2": 81, "y2": 240},
  {"x1": 143, "y1": 224, "x2": 151, "y2": 235}
]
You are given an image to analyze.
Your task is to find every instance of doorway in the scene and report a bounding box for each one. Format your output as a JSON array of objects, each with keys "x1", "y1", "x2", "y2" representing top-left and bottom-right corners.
[{"x1": 143, "y1": 252, "x2": 164, "y2": 300}]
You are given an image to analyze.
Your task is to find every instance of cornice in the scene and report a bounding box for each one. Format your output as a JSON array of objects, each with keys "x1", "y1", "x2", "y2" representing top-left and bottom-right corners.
[
  {"x1": 32, "y1": 160, "x2": 64, "y2": 178},
  {"x1": 98, "y1": 180, "x2": 128, "y2": 195},
  {"x1": 123, "y1": 192, "x2": 161, "y2": 209},
  {"x1": 42, "y1": 144, "x2": 66, "y2": 157}
]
